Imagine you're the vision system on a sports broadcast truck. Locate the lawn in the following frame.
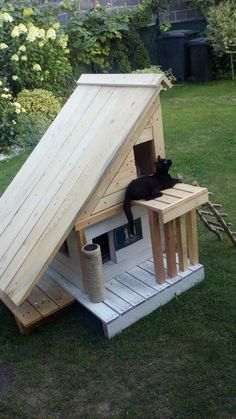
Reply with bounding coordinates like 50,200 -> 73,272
0,81 -> 236,418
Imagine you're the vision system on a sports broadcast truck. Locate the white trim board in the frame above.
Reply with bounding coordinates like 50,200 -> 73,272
47,260 -> 204,339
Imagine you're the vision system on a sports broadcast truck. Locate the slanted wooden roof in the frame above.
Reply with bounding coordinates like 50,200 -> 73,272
0,73 -> 171,306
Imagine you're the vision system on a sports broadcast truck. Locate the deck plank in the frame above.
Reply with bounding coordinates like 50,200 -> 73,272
128,266 -> 169,292
116,272 -> 157,299
106,278 -> 145,306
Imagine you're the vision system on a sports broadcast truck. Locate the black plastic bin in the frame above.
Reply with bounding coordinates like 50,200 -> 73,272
158,30 -> 199,82
187,37 -> 213,83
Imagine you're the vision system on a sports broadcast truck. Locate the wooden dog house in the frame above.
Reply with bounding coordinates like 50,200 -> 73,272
0,74 -> 208,337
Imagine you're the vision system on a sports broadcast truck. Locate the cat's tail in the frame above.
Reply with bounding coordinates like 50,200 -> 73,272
123,190 -> 135,236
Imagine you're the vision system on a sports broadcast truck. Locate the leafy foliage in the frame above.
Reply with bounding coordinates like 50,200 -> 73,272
14,112 -> 51,148
17,88 -> 61,120
207,0 -> 236,80
66,5 -> 151,74
133,65 -> 176,83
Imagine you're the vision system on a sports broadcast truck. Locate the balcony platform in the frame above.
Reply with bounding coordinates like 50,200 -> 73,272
48,256 -> 204,338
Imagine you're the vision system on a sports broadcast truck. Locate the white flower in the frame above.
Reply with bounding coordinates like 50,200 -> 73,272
37,28 -> 45,39
26,26 -> 38,42
0,43 -> 8,49
1,12 -> 13,23
1,93 -> 9,98
33,63 -> 42,72
13,102 -> 21,109
38,41 -> 45,48
46,28 -> 56,40
15,108 -> 21,114
18,23 -> 27,34
21,55 -> 27,61
59,33 -> 68,49
11,26 -> 20,38
0,81 -> 2,86
11,54 -> 19,61
3,87 -> 9,92
19,45 -> 26,52
53,22 -> 60,30
12,75 -> 19,81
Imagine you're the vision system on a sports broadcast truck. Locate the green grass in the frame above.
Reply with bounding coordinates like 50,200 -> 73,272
0,81 -> 236,418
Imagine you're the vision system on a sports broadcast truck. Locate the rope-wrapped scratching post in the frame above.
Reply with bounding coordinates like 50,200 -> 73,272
81,244 -> 106,303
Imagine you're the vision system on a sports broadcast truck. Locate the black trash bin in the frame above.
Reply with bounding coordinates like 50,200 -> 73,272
158,30 -> 199,82
187,37 -> 213,83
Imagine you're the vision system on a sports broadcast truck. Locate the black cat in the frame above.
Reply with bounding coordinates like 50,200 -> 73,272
123,155 -> 180,235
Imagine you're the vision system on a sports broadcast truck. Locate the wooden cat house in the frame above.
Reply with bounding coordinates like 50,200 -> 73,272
0,74 -> 208,337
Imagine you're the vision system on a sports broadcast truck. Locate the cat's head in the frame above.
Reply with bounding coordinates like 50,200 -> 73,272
154,155 -> 172,173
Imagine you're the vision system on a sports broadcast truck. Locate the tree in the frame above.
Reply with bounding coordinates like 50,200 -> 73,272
207,0 -> 236,80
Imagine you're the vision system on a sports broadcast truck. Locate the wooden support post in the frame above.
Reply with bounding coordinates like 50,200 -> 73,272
148,210 -> 165,284
75,228 -> 88,293
176,215 -> 189,272
186,209 -> 199,265
164,220 -> 177,277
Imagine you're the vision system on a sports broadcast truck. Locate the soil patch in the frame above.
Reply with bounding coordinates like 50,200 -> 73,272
0,363 -> 15,395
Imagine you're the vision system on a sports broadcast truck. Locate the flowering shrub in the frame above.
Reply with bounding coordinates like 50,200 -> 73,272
14,88 -> 61,148
17,89 -> 61,120
0,78 -> 26,146
0,1 -> 73,96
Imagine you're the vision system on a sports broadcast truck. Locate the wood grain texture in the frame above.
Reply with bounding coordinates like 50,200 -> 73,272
186,209 -> 199,265
164,221 -> 177,277
0,78 -> 166,305
176,215 -> 189,272
77,73 -> 172,88
148,210 -> 165,284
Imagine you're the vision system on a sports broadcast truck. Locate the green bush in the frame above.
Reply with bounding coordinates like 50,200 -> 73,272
17,89 -> 61,120
14,112 -> 51,148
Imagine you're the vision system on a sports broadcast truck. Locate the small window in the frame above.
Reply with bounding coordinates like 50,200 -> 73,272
59,240 -> 69,256
93,233 -> 111,264
133,140 -> 155,176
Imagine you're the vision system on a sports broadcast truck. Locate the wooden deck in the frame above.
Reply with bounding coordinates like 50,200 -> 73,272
0,274 -> 75,333
48,256 -> 204,338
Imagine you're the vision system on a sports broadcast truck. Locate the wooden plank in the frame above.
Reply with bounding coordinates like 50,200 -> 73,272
0,85 -> 102,237
0,86 -> 116,269
38,274 -> 75,308
92,190 -> 125,214
77,73 -> 172,88
104,266 -> 204,338
175,216 -> 189,272
174,184 -> 204,193
0,289 -> 42,327
116,272 -> 157,299
136,126 -> 154,145
162,188 -> 192,199
49,268 -> 119,323
128,266 -> 169,292
106,278 -> 145,306
148,210 -> 165,284
75,229 -> 87,292
79,90 -> 162,218
105,290 -> 133,314
119,150 -> 135,172
75,203 -> 124,230
2,85 -> 159,305
186,209 -> 199,265
152,104 -> 165,158
104,167 -> 136,195
164,221 -> 177,277
163,191 -> 209,224
27,286 -> 59,317
155,195 -> 180,205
